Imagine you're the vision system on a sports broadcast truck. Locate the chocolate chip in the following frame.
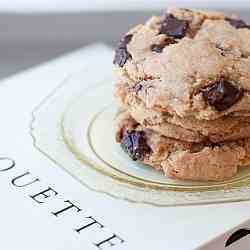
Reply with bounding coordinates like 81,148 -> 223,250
113,34 -> 133,67
151,44 -> 165,53
121,130 -> 151,161
133,83 -> 143,93
151,38 -> 177,53
225,17 -> 250,29
201,78 -> 244,111
159,14 -> 189,39
113,49 -> 130,67
118,34 -> 133,48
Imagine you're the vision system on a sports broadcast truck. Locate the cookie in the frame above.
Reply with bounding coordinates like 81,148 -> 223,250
115,112 -> 250,181
114,82 -> 250,143
113,8 -> 250,120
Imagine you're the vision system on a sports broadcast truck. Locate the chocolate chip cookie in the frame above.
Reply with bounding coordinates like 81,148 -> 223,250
114,8 -> 250,120
114,82 -> 250,143
115,112 -> 250,181
113,8 -> 250,181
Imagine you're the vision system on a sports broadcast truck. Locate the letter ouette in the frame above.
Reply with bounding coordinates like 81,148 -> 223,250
0,157 -> 15,172
52,200 -> 82,217
94,234 -> 124,250
30,187 -> 58,204
11,171 -> 40,187
75,216 -> 104,233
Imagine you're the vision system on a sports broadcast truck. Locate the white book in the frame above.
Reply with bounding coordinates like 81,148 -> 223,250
0,44 -> 249,250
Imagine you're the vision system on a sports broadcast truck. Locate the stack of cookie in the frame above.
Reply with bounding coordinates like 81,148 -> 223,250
113,8 -> 250,181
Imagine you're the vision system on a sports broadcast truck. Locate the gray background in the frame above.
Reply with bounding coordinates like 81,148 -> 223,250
0,9 -> 249,79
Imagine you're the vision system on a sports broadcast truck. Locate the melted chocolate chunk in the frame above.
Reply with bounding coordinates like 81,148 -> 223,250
201,78 -> 244,111
121,130 -> 151,161
151,44 -> 165,53
113,34 -> 133,67
151,38 -> 177,53
133,83 -> 143,93
159,14 -> 189,39
226,17 -> 250,29
118,34 -> 133,48
113,49 -> 130,67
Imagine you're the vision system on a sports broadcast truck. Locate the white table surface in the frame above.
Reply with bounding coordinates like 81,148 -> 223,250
0,44 -> 250,250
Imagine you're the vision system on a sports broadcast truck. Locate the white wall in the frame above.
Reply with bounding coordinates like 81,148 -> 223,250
0,0 -> 250,13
